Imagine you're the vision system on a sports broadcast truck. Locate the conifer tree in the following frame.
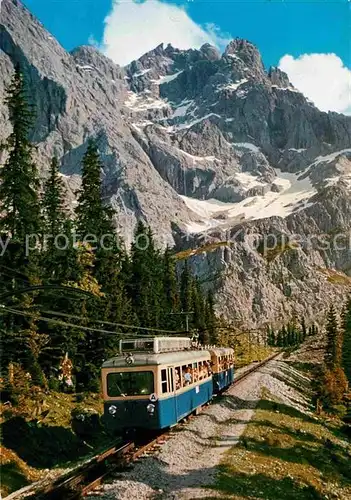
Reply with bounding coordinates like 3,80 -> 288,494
128,222 -> 163,327
0,67 -> 44,382
162,247 -> 179,328
75,140 -> 122,287
342,297 -> 351,385
0,66 -> 41,240
267,326 -> 276,346
191,278 -> 205,333
279,326 -> 288,347
42,158 -> 66,236
180,260 -> 192,315
75,141 -> 114,239
145,227 -> 164,328
287,323 -> 294,346
275,328 -> 282,347
41,157 -> 69,280
204,289 -> 217,344
65,243 -> 104,391
301,316 -> 307,341
311,323 -> 317,336
325,305 -> 341,369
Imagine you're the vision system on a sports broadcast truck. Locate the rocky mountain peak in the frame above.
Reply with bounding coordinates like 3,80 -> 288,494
200,43 -> 221,61
71,45 -> 125,82
268,66 -> 291,88
1,0 -> 351,329
224,38 -> 264,71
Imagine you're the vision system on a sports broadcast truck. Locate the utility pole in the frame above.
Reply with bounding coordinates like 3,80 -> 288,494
168,310 -> 194,332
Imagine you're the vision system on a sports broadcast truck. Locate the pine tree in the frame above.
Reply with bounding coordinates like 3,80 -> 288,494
75,140 -> 123,286
42,157 -> 67,235
341,297 -> 351,385
75,141 -> 114,239
0,66 -> 41,240
0,67 -> 44,382
275,328 -> 282,347
267,326 -> 276,346
204,289 -> 217,344
162,247 -> 179,328
127,222 -> 164,328
279,326 -> 288,347
180,260 -> 192,315
301,316 -> 307,341
191,278 -> 205,333
145,226 -> 164,328
325,305 -> 341,369
65,243 -> 104,391
287,323 -> 294,346
41,157 -> 69,280
314,325 -> 319,336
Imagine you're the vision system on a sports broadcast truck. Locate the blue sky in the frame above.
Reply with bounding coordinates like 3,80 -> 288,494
24,0 -> 350,114
25,0 -> 349,68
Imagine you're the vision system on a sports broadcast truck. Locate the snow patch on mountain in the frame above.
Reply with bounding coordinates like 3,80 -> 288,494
271,85 -> 301,94
234,172 -> 266,190
76,64 -> 94,72
152,71 -> 184,85
178,149 -> 220,163
124,91 -> 169,111
232,143 -> 260,153
217,78 -> 248,93
132,68 -> 151,78
172,100 -> 195,118
180,169 -> 316,233
325,175 -> 351,189
170,113 -> 221,131
312,148 -> 351,166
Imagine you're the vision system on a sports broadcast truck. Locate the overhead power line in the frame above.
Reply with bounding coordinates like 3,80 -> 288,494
35,308 -> 186,334
0,284 -> 95,303
0,306 -> 187,337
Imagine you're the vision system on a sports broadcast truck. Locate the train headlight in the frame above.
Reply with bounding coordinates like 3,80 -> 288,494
125,354 -> 134,365
146,403 -> 155,414
108,405 -> 117,415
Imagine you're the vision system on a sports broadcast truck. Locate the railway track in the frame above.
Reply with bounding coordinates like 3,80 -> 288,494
7,350 -> 280,500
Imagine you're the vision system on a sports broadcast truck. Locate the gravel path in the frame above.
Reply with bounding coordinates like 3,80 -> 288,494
91,356 -> 309,500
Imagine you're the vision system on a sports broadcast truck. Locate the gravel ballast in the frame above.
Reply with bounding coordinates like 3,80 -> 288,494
92,357 -> 312,499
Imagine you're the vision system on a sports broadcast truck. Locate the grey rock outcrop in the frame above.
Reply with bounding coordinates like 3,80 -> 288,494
1,0 -> 351,328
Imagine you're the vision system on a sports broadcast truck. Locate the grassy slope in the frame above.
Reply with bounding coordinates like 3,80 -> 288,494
212,365 -> 351,500
234,345 -> 275,369
0,392 -> 105,497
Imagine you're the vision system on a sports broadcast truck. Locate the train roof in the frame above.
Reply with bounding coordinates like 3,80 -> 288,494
102,349 -> 211,368
209,348 -> 234,356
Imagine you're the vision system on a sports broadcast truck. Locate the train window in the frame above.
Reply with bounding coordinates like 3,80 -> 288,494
168,367 -> 174,392
107,371 -> 154,397
161,369 -> 168,394
182,364 -> 192,386
175,367 -> 181,390
192,362 -> 197,382
198,362 -> 203,380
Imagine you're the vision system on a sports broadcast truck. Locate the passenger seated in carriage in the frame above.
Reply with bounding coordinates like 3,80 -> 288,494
175,367 -> 181,390
183,366 -> 192,385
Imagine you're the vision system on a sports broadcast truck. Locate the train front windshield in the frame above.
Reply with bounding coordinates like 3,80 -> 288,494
107,371 -> 154,397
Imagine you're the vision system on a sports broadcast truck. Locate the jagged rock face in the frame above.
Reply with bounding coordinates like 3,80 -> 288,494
1,0 -> 351,328
0,0 -> 194,247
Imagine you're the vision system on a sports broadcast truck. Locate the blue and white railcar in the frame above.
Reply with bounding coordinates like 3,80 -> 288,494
210,347 -> 235,393
102,342 -> 213,434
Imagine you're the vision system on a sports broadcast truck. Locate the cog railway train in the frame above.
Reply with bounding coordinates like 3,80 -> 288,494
102,337 -> 234,435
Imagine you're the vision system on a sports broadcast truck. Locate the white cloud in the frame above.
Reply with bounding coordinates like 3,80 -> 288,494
279,53 -> 351,115
100,0 -> 230,67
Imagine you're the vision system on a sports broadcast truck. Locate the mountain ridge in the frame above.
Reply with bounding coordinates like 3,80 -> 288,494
1,0 -> 351,328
